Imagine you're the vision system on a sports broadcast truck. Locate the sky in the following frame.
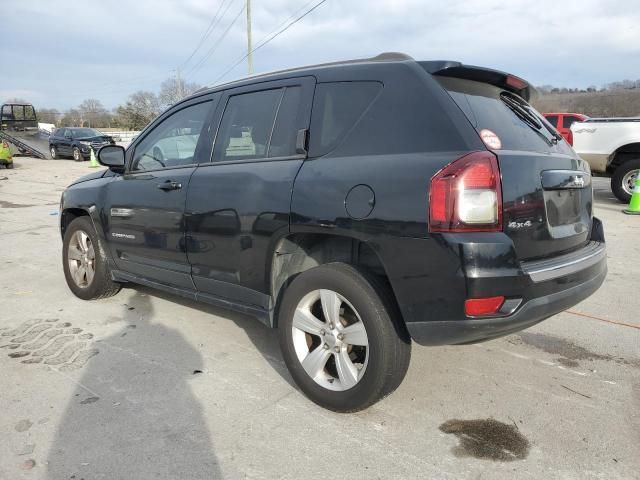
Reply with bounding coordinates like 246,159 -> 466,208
1,0 -> 639,111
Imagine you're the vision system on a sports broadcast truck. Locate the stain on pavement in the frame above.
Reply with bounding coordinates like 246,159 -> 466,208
439,418 -> 530,461
516,332 -> 639,368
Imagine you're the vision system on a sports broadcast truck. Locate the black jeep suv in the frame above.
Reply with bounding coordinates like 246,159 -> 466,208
49,127 -> 114,161
59,53 -> 606,412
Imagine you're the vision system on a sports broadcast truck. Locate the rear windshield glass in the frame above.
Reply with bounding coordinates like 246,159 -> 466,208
436,77 -> 572,155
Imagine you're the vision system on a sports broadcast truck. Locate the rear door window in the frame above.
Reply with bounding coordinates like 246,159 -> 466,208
213,89 -> 282,162
437,77 -> 572,154
309,82 -> 382,157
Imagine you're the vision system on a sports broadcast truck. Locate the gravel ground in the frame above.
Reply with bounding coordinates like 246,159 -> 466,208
0,157 -> 638,480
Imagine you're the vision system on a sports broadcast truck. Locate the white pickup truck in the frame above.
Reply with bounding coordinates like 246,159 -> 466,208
571,118 -> 640,202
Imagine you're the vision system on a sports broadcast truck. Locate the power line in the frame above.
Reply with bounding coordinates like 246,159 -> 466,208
179,0 -> 234,70
186,2 -> 247,78
209,0 -> 328,86
42,71 -> 173,103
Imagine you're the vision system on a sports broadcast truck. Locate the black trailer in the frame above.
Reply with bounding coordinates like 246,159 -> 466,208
0,103 -> 49,159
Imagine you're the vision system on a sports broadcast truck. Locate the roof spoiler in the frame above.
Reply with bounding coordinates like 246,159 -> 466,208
420,61 -> 536,101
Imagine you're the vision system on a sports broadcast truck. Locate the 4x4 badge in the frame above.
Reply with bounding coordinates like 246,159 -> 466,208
508,220 -> 533,229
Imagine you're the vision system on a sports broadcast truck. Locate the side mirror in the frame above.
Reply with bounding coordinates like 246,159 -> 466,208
98,145 -> 125,172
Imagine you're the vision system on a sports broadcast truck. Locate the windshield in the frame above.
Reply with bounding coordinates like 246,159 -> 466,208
70,128 -> 101,138
436,76 -> 573,155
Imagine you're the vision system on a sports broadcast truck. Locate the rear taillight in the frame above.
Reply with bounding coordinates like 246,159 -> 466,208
429,151 -> 503,232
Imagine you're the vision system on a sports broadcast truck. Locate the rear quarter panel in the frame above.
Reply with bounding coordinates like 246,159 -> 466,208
291,62 -> 484,324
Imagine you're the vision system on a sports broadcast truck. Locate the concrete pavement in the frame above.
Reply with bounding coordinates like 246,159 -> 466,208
1,157 -> 638,479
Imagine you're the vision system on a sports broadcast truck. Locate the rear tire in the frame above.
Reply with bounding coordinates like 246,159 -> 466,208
611,159 -> 640,203
278,263 -> 411,412
50,146 -> 57,159
5,163 -> 13,169
62,216 -> 121,300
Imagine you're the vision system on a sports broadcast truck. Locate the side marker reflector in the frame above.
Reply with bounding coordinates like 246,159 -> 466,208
465,296 -> 505,317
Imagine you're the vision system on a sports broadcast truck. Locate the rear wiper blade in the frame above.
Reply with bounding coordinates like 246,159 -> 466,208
501,93 -> 557,145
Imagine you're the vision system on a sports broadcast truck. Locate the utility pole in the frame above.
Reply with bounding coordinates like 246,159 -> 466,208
176,67 -> 184,98
246,0 -> 253,75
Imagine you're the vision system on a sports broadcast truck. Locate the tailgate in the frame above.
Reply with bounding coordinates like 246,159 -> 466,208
436,76 -> 592,261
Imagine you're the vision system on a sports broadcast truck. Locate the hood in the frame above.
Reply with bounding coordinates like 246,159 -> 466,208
76,135 -> 113,142
68,169 -> 108,186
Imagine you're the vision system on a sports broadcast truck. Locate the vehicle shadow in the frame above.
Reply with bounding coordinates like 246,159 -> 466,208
122,284 -> 295,388
46,292 -> 223,479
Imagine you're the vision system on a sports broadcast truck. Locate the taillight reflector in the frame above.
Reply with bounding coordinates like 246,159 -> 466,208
465,296 -> 505,317
429,151 -> 503,233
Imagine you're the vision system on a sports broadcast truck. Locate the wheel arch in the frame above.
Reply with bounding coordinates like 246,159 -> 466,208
609,142 -> 640,172
60,207 -> 91,239
268,232 -> 403,328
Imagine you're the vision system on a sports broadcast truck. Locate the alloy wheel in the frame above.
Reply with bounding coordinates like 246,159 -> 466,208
67,230 -> 96,288
291,289 -> 369,391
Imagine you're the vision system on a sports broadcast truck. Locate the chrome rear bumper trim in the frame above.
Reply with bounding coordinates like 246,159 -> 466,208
523,242 -> 606,283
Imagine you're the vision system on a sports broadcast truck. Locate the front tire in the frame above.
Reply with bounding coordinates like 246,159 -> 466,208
62,216 -> 121,300
611,159 -> 640,203
278,263 -> 411,412
72,147 -> 82,162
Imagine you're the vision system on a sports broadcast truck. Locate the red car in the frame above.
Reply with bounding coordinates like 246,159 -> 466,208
543,112 -> 588,145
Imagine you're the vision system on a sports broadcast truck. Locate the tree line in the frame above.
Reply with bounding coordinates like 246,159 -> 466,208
6,77 -> 201,131
532,79 -> 640,117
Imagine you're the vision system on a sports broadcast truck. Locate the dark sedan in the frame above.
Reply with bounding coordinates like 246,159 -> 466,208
49,128 -> 115,161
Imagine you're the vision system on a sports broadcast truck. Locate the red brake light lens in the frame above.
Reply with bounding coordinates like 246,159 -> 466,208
465,296 -> 505,317
429,151 -> 503,233
506,75 -> 528,90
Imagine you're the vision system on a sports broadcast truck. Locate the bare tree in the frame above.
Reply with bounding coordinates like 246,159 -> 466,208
38,108 -> 60,124
158,77 -> 201,108
78,98 -> 108,128
60,109 -> 83,127
115,91 -> 161,130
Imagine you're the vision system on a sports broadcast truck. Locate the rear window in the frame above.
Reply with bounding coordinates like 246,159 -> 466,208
437,77 -> 572,155
563,115 -> 581,129
544,115 -> 558,128
309,82 -> 382,157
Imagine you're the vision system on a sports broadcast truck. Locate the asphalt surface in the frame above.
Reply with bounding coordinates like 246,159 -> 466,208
1,157 -> 638,479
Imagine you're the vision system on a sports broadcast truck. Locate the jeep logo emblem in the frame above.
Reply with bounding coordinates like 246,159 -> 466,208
572,176 -> 585,188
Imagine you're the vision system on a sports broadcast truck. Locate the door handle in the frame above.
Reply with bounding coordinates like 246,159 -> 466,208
157,180 -> 182,191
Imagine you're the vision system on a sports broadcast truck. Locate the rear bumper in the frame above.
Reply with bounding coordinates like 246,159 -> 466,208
406,261 -> 606,345
397,217 -> 607,346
